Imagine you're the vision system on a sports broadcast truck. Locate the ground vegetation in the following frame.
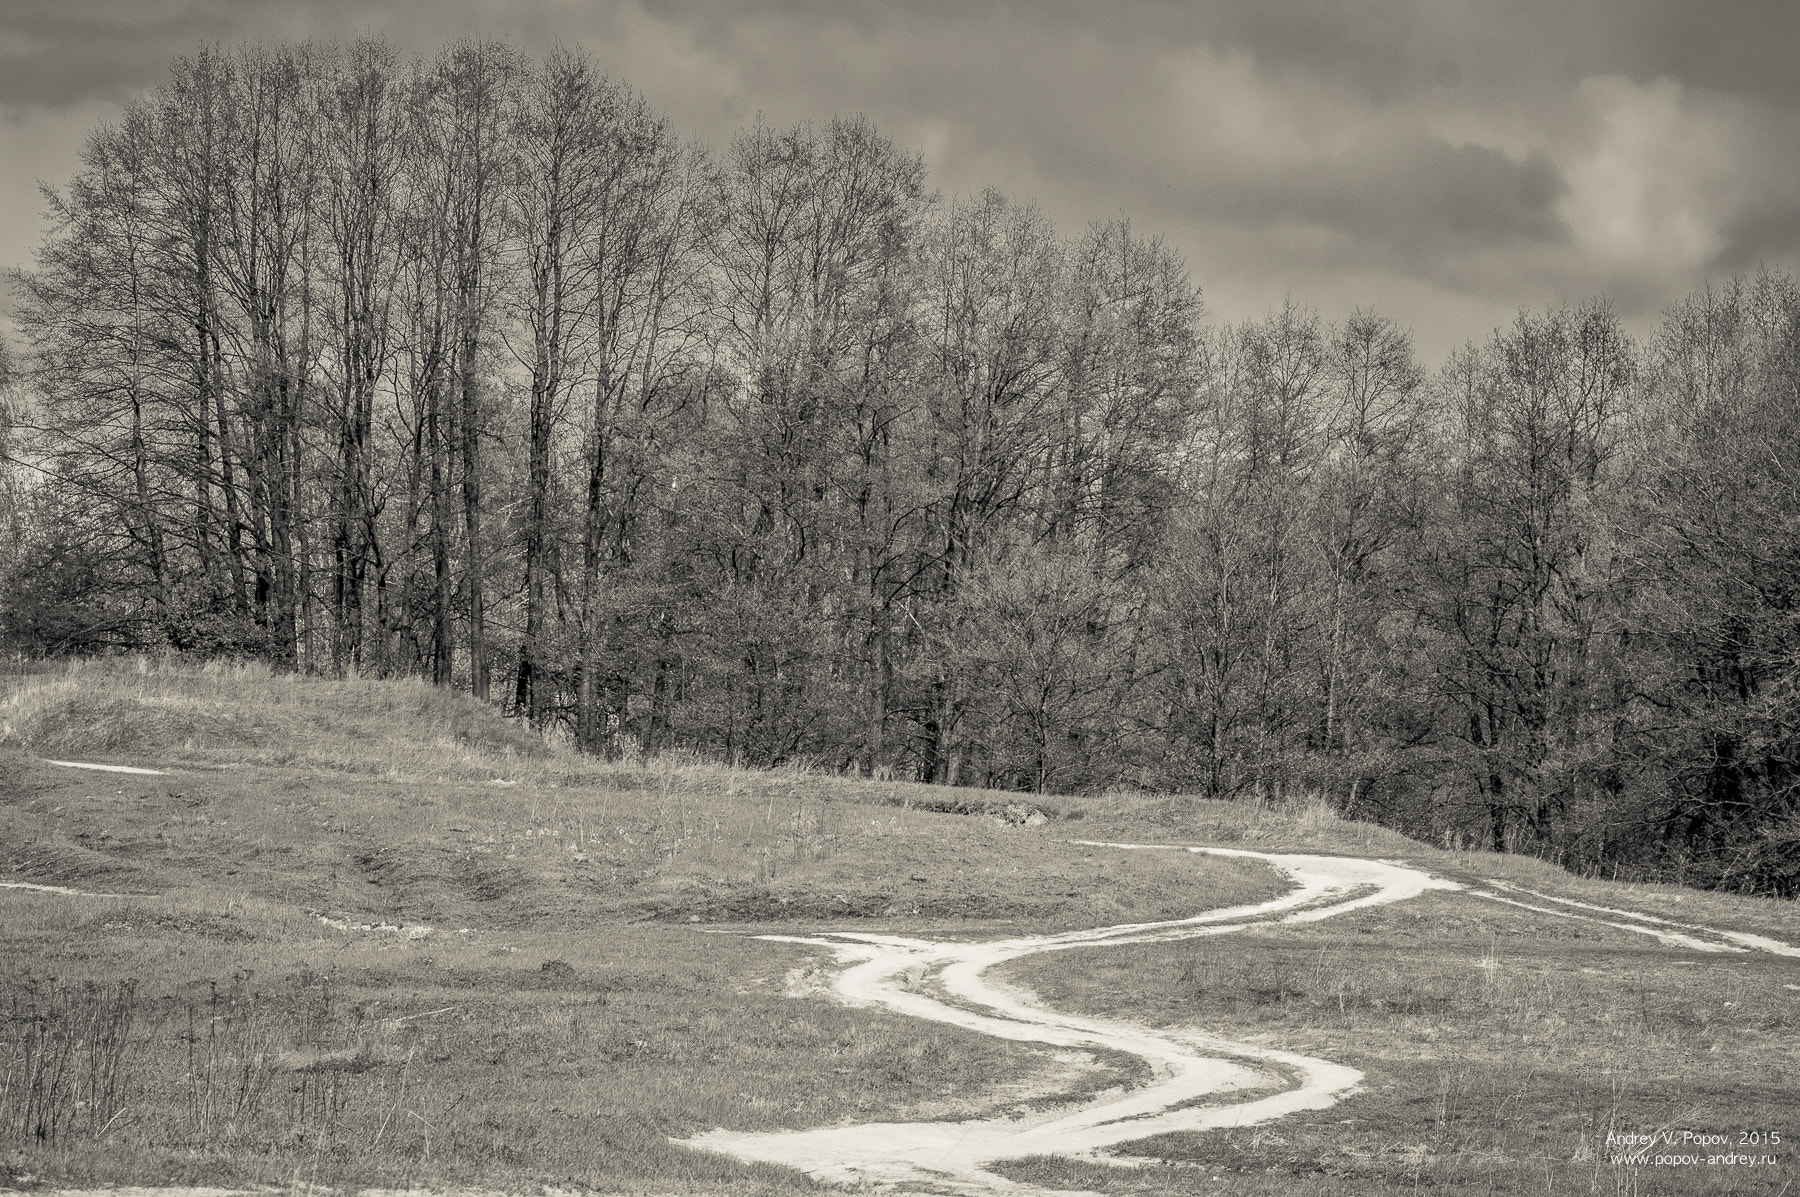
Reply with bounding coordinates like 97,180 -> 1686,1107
1,660 -> 1793,1195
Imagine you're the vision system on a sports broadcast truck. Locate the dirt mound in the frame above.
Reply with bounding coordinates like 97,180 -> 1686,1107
14,695 -> 300,756
1,662 -> 550,774
78,906 -> 259,942
641,885 -> 1112,925
1,828 -> 150,890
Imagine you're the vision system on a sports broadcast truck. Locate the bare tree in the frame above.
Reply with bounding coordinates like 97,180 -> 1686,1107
423,41 -> 519,697
699,115 -> 926,767
1624,270 -> 1800,890
1305,310 -> 1426,810
1410,301 -> 1635,851
1052,218 -> 1203,563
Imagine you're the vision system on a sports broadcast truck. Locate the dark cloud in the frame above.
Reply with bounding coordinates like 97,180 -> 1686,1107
1081,1 -> 1800,108
1534,1 -> 1800,106
0,8 -> 232,108
0,0 -> 606,111
1715,205 -> 1800,277
2,0 -> 1799,362
1210,139 -> 1572,265
628,0 -> 1800,108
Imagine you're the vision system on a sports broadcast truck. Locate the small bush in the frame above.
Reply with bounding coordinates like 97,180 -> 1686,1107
0,979 -> 139,1143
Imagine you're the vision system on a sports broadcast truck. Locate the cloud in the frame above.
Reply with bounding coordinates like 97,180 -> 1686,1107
1147,135 -> 1573,277
1108,0 -> 1800,110
0,6 -> 229,108
0,0 -> 612,111
3,0 -> 1799,363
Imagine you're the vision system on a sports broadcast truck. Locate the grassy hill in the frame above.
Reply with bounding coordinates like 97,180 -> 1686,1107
1,658 -> 1795,1196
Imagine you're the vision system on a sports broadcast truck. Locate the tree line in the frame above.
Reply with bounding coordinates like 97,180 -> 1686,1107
3,39 -> 1797,895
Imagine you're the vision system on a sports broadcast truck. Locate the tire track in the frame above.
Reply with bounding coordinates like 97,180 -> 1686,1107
687,847 -> 1800,1193
1463,879 -> 1800,956
682,845 -> 1460,1194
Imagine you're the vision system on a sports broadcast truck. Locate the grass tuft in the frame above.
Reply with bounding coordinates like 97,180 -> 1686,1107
0,978 -> 139,1145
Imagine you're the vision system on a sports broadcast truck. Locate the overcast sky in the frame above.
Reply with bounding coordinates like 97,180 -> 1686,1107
4,0 -> 1799,365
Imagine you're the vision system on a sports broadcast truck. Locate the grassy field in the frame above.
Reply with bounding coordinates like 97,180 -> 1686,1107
1,657 -> 1796,1196
991,893 -> 1797,1195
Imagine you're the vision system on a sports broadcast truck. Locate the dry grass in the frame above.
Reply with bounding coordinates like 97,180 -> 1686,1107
992,890 -> 1800,1195
0,657 -> 544,776
1075,788 -> 1424,857
0,657 -> 1284,1193
0,892 -> 1051,1194
0,656 -> 1291,935
3,656 -> 1796,1196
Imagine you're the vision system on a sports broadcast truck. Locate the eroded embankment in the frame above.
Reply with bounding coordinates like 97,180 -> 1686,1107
683,845 -> 1462,1193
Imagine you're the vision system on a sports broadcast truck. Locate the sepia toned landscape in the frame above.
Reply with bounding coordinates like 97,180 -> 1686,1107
2,7 -> 1798,1196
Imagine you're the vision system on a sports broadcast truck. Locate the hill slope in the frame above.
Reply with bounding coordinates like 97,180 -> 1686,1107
2,658 -> 1795,1197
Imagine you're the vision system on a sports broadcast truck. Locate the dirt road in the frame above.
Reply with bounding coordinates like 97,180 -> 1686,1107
687,842 -> 1800,1193
683,845 -> 1462,1193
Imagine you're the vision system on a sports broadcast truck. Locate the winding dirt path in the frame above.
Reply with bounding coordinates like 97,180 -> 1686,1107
687,844 -> 1800,1194
682,845 -> 1461,1194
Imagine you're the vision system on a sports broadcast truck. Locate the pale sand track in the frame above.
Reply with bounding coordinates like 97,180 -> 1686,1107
43,759 -> 167,774
682,846 -> 1462,1194
0,880 -> 128,897
1464,879 -> 1800,956
684,846 -> 1800,1194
